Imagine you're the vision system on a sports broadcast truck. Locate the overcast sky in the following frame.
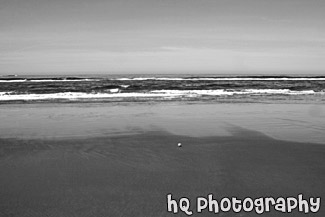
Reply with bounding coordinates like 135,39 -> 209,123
0,0 -> 325,75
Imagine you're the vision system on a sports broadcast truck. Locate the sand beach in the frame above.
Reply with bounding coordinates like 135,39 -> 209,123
0,102 -> 324,216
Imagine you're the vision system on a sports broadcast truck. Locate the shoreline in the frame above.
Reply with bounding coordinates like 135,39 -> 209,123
0,93 -> 324,104
0,102 -> 324,144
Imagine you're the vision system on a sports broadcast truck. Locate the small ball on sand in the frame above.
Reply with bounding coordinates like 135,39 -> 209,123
178,143 -> 182,147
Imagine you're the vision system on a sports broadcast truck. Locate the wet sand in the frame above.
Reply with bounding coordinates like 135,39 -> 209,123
0,127 -> 325,217
0,102 -> 324,216
0,102 -> 324,143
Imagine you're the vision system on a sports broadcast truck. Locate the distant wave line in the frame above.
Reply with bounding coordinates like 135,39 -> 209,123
1,77 -> 325,82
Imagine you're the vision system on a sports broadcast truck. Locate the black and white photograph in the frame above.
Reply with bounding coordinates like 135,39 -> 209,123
0,0 -> 324,216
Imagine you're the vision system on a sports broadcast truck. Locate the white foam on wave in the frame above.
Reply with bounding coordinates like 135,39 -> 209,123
109,88 -> 120,93
0,91 -> 181,101
0,92 -> 13,95
151,89 -> 318,95
0,79 -> 27,82
0,89 -> 322,101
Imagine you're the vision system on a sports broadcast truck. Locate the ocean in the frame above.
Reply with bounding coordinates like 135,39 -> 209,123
1,74 -> 325,103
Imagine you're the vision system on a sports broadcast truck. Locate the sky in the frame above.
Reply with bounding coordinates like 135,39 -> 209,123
0,0 -> 325,75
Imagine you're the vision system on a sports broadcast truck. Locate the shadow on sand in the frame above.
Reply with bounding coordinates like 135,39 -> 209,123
0,126 -> 324,216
